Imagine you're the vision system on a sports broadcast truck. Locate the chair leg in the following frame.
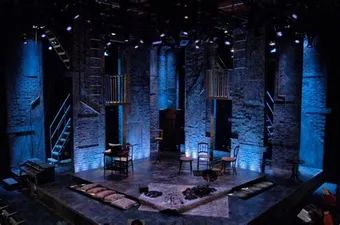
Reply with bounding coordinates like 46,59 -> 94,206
190,161 -> 192,173
197,158 -> 199,171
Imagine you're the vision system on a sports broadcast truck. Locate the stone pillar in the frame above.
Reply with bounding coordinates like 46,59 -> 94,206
229,26 -> 266,172
299,36 -> 328,169
72,21 -> 105,172
124,47 -> 151,159
6,39 -> 45,166
272,38 -> 303,170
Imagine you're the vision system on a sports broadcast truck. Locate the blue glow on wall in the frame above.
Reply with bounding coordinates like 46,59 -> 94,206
6,39 -> 45,166
158,47 -> 177,110
158,48 -> 167,110
299,37 -> 327,169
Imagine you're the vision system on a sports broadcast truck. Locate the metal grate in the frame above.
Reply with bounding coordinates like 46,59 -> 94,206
104,75 -> 128,105
207,69 -> 229,99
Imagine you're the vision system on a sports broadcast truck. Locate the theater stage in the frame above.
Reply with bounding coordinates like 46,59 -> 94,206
36,157 -> 323,225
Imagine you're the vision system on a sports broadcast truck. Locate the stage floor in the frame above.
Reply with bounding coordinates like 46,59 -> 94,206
37,158 -> 323,225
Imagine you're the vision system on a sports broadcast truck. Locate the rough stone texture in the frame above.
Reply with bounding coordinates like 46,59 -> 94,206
123,47 -> 151,159
229,27 -> 266,172
299,37 -> 328,169
5,40 -> 45,166
72,21 -> 105,172
149,47 -> 159,152
184,45 -> 210,158
272,39 -> 303,170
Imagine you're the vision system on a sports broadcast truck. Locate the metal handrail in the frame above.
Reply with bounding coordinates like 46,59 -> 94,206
266,91 -> 274,104
50,94 -> 71,132
49,94 -> 71,151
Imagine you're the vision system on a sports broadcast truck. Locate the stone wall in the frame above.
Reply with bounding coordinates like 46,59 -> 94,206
299,37 -> 328,169
272,38 -> 303,170
5,39 -> 45,166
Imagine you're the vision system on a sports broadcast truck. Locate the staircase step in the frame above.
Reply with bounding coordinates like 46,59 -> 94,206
52,151 -> 61,156
62,132 -> 70,136
59,138 -> 67,143
47,158 -> 59,163
60,159 -> 72,164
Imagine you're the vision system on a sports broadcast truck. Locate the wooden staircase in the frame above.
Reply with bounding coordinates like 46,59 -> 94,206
48,94 -> 72,164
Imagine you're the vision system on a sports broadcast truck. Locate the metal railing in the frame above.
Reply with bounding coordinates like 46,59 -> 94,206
49,94 -> 72,152
207,69 -> 229,99
104,75 -> 128,105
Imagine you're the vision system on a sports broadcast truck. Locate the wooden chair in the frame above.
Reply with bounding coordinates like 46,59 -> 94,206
197,142 -> 210,170
179,155 -> 193,175
114,143 -> 134,176
221,145 -> 239,175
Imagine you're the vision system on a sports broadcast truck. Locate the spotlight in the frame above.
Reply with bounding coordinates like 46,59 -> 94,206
124,39 -> 129,42
225,40 -> 231,45
195,40 -> 200,44
106,42 -> 111,46
41,34 -> 46,38
184,16 -> 189,19
160,33 -> 165,37
269,41 -> 276,46
152,40 -> 162,45
40,26 -> 45,29
73,14 -> 80,20
32,25 -> 38,29
134,45 -> 139,49
195,45 -> 200,49
24,41 -> 28,45
104,51 -> 109,56
111,32 -> 116,36
294,39 -> 300,44
230,48 -> 234,53
224,30 -> 228,34
276,31 -> 283,37
292,13 -> 298,20
139,39 -> 144,44
66,26 -> 72,31
182,31 -> 188,36
48,46 -> 53,50
270,48 -> 277,53
209,40 -> 214,44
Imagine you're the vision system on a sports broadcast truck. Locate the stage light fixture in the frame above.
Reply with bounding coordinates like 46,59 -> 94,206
195,45 -> 200,49
74,14 -> 80,20
276,31 -> 283,37
152,40 -> 162,45
134,45 -> 139,49
160,33 -> 165,37
66,26 -> 72,31
269,41 -> 275,46
230,48 -> 234,53
224,30 -> 228,34
182,31 -> 188,36
270,48 -> 277,53
139,39 -> 144,44
104,51 -> 109,56
292,13 -> 298,19
184,16 -> 189,19
106,42 -> 111,46
111,32 -> 116,36
48,46 -> 53,50
225,40 -> 231,45
24,41 -> 28,45
124,39 -> 129,42
294,39 -> 300,44
41,34 -> 46,38
195,40 -> 200,44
